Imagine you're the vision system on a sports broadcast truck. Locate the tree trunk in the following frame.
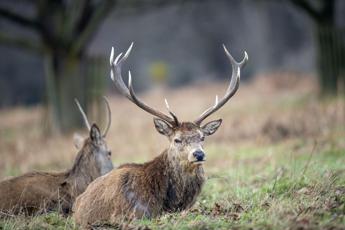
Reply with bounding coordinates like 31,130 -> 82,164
316,25 -> 345,95
44,52 -> 87,134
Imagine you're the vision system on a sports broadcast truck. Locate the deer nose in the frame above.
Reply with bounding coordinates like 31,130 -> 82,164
193,150 -> 205,161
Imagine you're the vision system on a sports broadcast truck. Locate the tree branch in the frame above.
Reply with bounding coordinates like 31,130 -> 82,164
71,0 -> 190,55
0,32 -> 44,54
71,0 -> 116,55
289,0 -> 321,22
0,6 -> 40,30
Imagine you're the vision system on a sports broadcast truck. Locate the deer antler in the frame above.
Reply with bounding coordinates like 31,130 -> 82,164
75,99 -> 91,131
164,98 -> 179,126
110,43 -> 179,126
194,45 -> 248,125
102,96 -> 111,137
74,97 -> 112,136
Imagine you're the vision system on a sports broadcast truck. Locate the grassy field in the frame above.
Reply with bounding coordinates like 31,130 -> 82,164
0,74 -> 344,229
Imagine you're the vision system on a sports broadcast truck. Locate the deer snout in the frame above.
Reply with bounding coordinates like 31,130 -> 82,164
193,150 -> 205,162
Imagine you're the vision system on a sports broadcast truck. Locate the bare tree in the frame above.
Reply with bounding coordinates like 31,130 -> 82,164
289,0 -> 345,95
0,0 -> 116,133
0,0 -> 196,133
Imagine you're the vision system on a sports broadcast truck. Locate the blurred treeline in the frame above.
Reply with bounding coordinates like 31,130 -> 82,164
0,0 -> 344,133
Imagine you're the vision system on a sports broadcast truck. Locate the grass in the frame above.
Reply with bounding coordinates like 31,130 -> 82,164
130,139 -> 345,230
1,126 -> 343,230
0,75 -> 344,229
0,213 -> 77,230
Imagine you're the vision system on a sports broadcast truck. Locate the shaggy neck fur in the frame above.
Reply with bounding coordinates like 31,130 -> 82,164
163,148 -> 205,212
64,140 -> 99,198
138,147 -> 205,214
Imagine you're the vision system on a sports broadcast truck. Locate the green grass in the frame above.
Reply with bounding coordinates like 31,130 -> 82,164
1,139 -> 344,230
1,139 -> 344,229
0,213 -> 77,230
132,141 -> 345,230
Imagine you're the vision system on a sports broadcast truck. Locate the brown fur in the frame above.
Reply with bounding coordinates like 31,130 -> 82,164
72,121 -> 223,226
0,126 -> 113,216
73,42 -> 240,226
73,151 -> 205,225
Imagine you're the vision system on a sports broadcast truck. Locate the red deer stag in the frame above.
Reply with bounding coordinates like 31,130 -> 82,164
73,43 -> 248,226
0,98 -> 114,216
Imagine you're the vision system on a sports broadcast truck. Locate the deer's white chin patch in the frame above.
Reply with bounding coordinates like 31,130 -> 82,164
192,160 -> 205,165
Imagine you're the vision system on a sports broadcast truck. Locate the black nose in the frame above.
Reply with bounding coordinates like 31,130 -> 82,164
193,150 -> 205,161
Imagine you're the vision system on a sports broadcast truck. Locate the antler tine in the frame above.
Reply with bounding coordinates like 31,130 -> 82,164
194,45 -> 248,125
197,95 -> 218,119
127,71 -> 175,124
110,44 -> 132,98
74,98 -> 91,131
165,98 -> 179,126
110,43 -> 176,125
102,96 -> 111,137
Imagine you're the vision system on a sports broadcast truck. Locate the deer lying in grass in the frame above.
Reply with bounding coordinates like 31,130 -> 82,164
73,43 -> 248,226
0,98 -> 114,216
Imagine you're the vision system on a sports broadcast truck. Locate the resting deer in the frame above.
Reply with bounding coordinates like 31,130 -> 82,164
0,98 -> 114,216
73,43 -> 248,226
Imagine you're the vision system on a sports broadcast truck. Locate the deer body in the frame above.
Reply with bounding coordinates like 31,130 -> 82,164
0,171 -> 69,215
74,123 -> 206,225
73,43 -> 247,226
0,99 -> 114,216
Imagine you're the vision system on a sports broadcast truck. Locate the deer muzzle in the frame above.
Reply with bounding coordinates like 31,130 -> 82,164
192,150 -> 205,163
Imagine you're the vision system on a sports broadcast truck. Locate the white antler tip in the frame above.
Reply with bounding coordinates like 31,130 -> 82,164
164,98 -> 170,109
222,44 -> 228,52
239,51 -> 248,68
124,42 -> 134,58
222,44 -> 235,62
110,70 -> 114,81
110,47 -> 114,65
244,51 -> 249,61
114,52 -> 123,65
128,70 -> 132,85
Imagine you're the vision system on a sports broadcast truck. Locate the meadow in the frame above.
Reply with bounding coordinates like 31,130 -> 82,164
0,73 -> 344,229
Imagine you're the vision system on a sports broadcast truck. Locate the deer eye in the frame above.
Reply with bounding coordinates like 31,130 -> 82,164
174,138 -> 182,144
201,136 -> 205,141
108,151 -> 112,156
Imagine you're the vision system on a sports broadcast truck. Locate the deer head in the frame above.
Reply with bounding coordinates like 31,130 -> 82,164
74,97 -> 114,175
109,43 -> 247,165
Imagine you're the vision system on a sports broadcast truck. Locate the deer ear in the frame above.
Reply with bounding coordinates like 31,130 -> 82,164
90,124 -> 102,142
201,119 -> 222,136
73,133 -> 84,149
153,118 -> 173,136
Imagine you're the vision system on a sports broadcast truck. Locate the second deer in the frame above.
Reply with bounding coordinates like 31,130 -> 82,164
73,43 -> 248,226
0,98 -> 114,216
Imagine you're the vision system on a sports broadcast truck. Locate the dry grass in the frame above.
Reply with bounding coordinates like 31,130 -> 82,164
0,73 -> 344,229
0,73 -> 342,177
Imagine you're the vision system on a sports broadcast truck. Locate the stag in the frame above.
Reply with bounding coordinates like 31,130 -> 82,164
0,98 -> 114,216
73,43 -> 248,226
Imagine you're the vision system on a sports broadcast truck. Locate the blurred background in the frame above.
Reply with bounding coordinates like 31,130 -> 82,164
0,0 -> 344,176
